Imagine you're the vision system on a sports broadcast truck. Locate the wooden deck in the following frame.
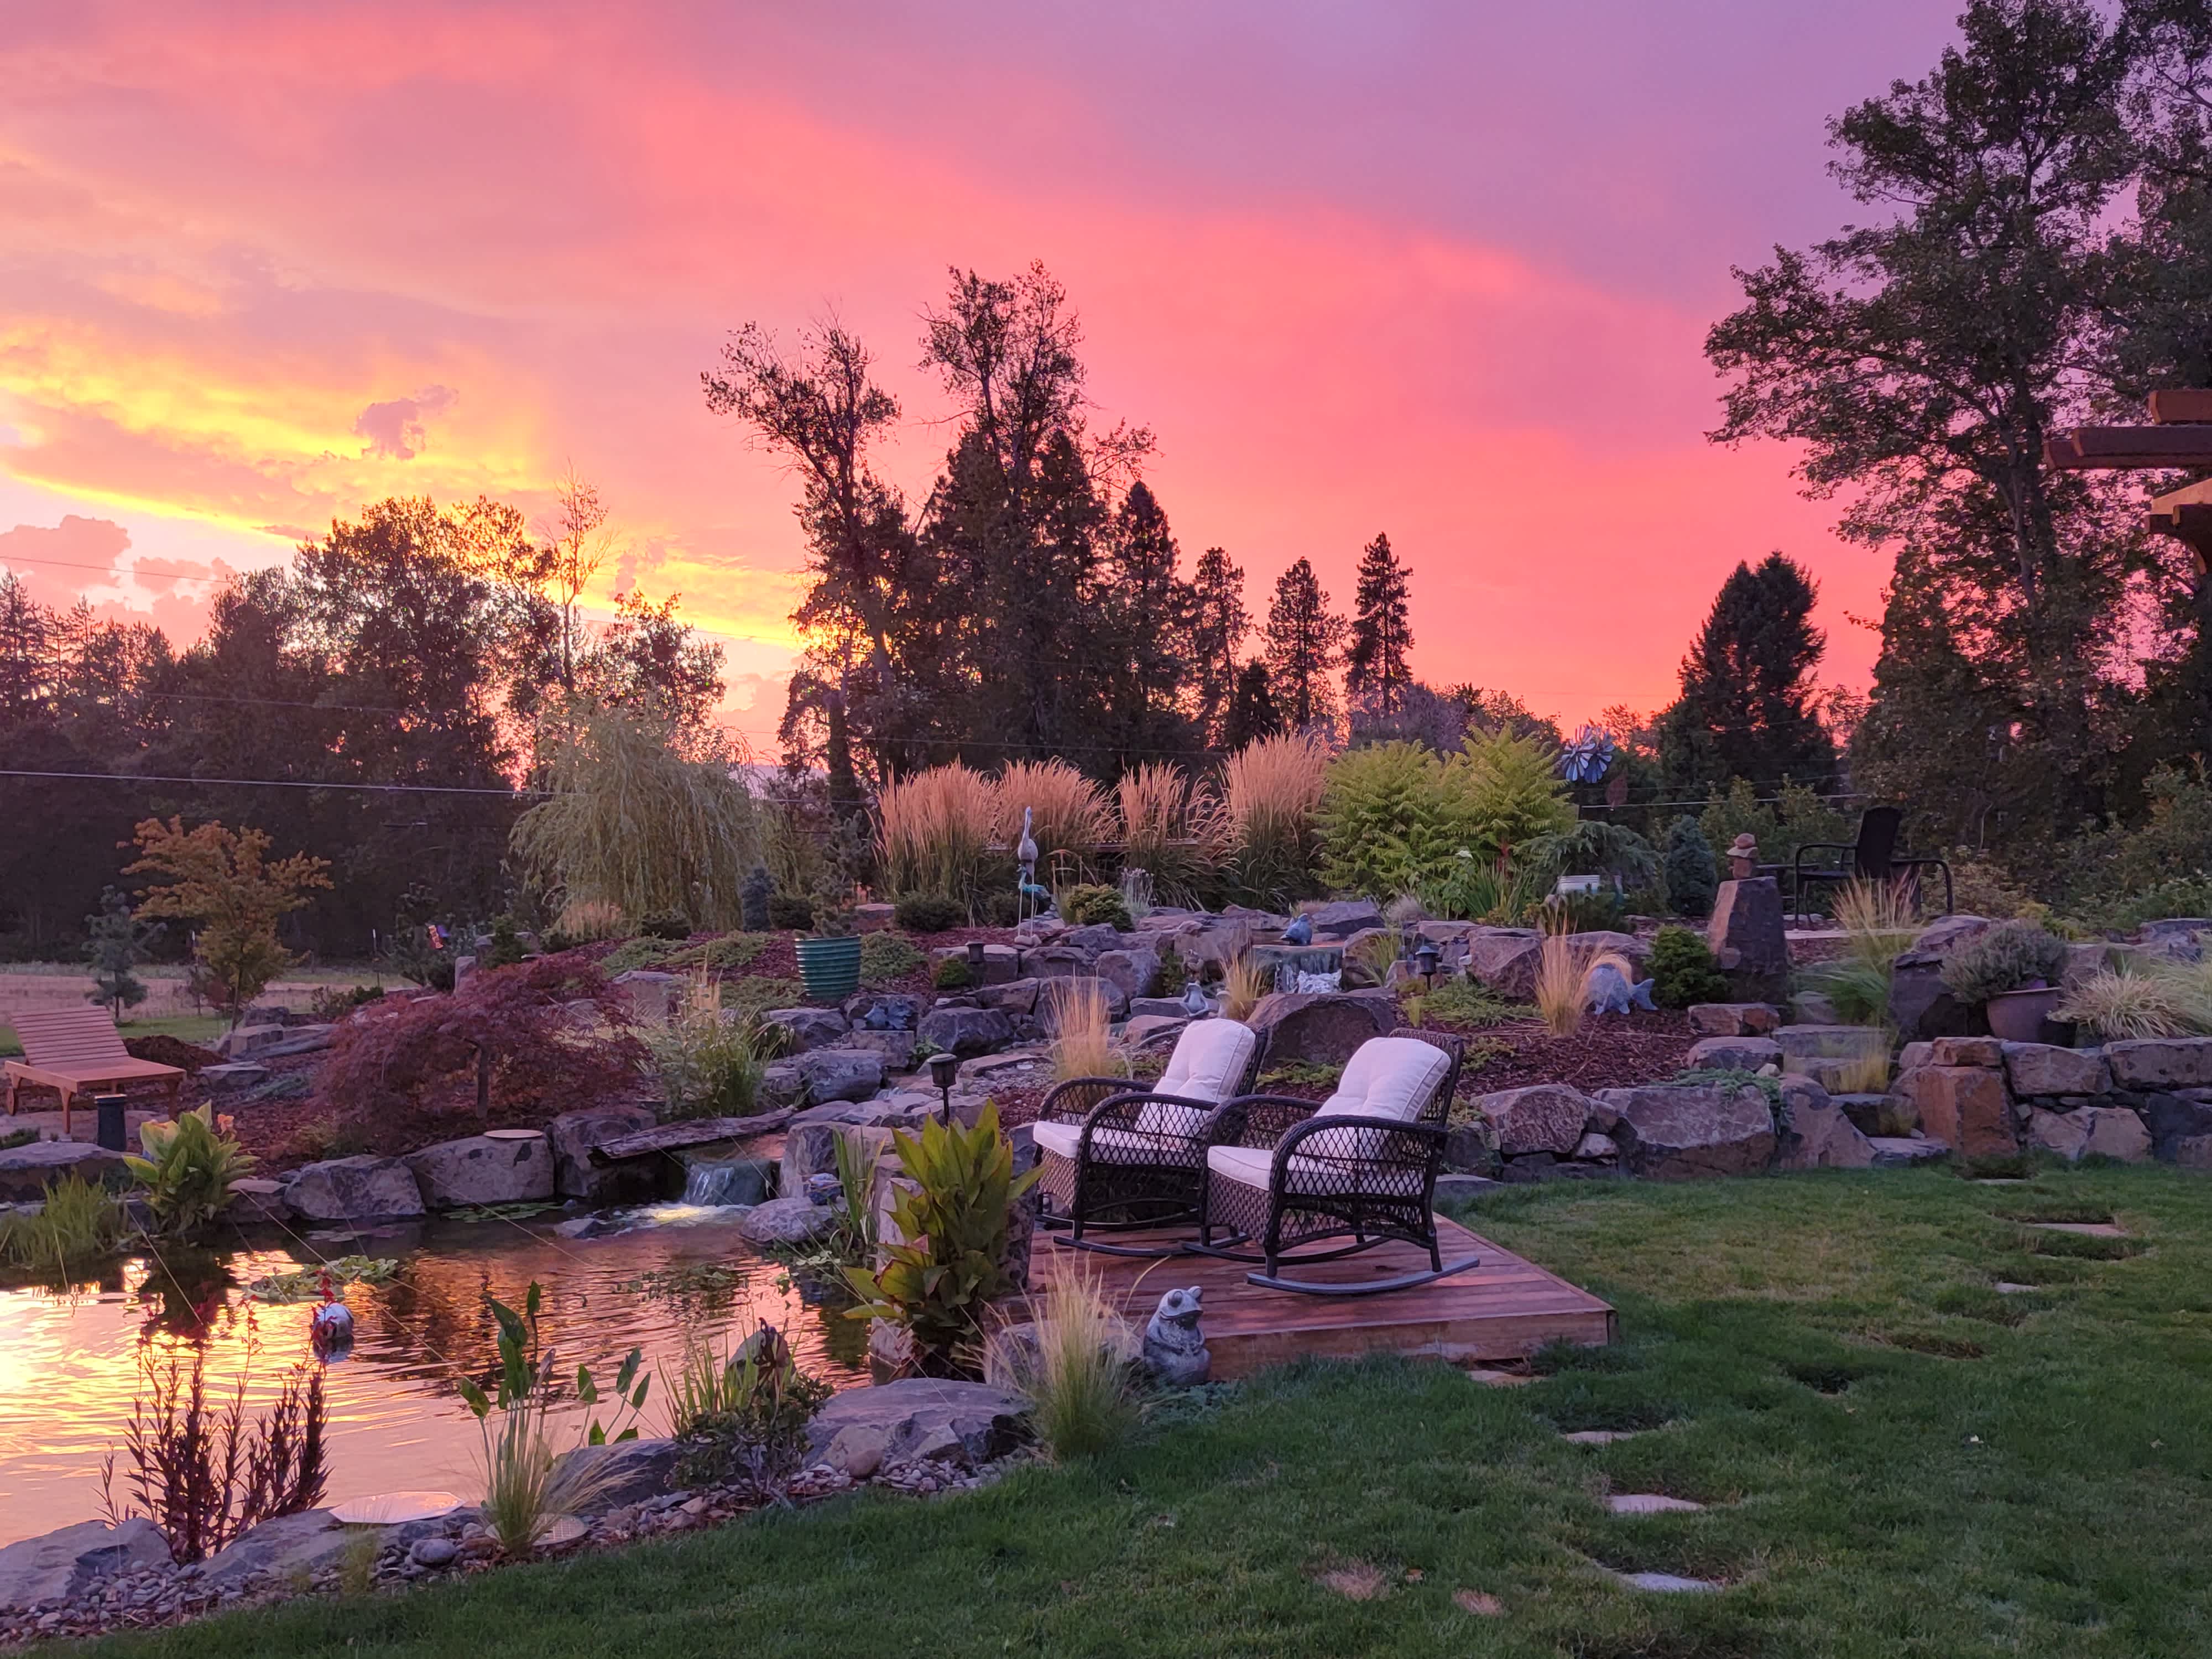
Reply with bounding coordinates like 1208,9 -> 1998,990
1034,1214 -> 1615,1379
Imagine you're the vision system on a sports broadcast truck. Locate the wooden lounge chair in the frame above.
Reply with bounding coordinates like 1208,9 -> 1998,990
1787,806 -> 1953,914
1032,1018 -> 1264,1257
3,1008 -> 186,1139
1194,1031 -> 1473,1296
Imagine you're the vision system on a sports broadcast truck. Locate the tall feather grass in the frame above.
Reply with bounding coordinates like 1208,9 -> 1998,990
551,898 -> 629,943
1801,878 -> 1922,1027
2056,959 -> 2206,1039
878,764 -> 998,911
996,760 -> 1113,871
1050,977 -> 1123,1081
1532,917 -> 1634,1038
1115,763 -> 1229,907
984,1265 -> 1139,1461
1221,733 -> 1328,908
1222,952 -> 1272,1023
513,704 -> 758,930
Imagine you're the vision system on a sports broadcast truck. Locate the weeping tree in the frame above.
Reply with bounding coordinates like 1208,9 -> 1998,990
512,704 -> 759,931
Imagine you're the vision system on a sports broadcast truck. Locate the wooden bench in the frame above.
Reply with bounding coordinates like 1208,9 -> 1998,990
3,1008 -> 186,1139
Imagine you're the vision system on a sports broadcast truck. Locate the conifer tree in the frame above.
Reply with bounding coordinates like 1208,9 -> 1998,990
1344,532 -> 1413,714
1222,660 -> 1282,750
1262,558 -> 1342,733
1186,545 -> 1249,744
1656,554 -> 1833,793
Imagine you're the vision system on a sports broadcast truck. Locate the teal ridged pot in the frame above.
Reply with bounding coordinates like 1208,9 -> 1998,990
796,935 -> 862,1003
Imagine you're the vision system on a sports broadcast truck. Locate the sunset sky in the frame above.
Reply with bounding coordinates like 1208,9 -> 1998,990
1,1 -> 1966,751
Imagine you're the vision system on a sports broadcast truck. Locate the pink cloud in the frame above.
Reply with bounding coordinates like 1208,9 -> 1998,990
353,385 -> 457,460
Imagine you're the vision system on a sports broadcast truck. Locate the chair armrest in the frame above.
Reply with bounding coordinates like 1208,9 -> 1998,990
1037,1076 -> 1136,1123
1274,1114 -> 1447,1155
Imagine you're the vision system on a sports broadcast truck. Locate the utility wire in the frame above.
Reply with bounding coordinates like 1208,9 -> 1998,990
0,769 -> 543,796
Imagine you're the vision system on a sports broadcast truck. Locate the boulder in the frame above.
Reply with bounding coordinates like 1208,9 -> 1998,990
1929,1036 -> 2004,1068
214,1023 -> 288,1058
2079,1105 -> 2152,1162
2025,1108 -> 2090,1161
254,1024 -> 337,1059
762,1007 -> 851,1053
1061,923 -> 1127,958
738,1195 -> 836,1246
1790,990 -> 1843,1026
1686,1035 -> 1783,1072
796,1047 -> 884,1104
2137,917 -> 2212,957
843,992 -> 926,1032
1866,1134 -> 1950,1168
224,1177 -> 292,1224
1897,1041 -> 1934,1072
2105,1037 -> 2212,1089
840,1030 -> 918,1072
1123,1014 -> 1190,1051
1245,989 -> 1396,1065
803,1378 -> 1031,1470
1474,1084 -> 1593,1156
405,1133 -> 554,1209
853,902 -> 896,935
760,1060 -> 808,1109
1297,900 -> 1387,941
286,1154 -> 424,1222
1128,997 -> 1198,1020
1705,877 -> 1788,990
1036,976 -> 1130,1033
1905,1066 -> 2014,1157
2001,1042 -> 2111,1098
611,969 -> 680,1024
544,1110 -> 655,1203
1463,927 -> 1542,996
1773,1024 -> 1890,1091
1574,1131 -> 1619,1160
974,977 -> 1042,1015
1017,946 -> 1096,980
1886,917 -> 1996,1040
1688,1003 -> 1781,1037
1774,1076 -> 1876,1171
0,1140 -> 125,1203
197,1510 -> 356,1593
1594,1084 -> 1777,1179
0,1517 -> 169,1611
548,1437 -> 682,1510
781,1121 -> 898,1194
932,943 -> 1020,985
916,1005 -> 1015,1057
1093,947 -> 1161,1005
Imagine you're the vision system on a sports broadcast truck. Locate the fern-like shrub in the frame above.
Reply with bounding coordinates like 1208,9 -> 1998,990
1317,741 -> 1475,900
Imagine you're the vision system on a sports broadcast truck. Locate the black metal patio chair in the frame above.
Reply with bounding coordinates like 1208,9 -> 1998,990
1193,1031 -> 1474,1296
1032,1018 -> 1264,1257
1789,806 -> 1953,914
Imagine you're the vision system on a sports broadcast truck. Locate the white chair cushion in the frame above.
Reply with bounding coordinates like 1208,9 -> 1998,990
1034,1120 -> 1200,1165
1153,1019 -> 1256,1108
1312,1037 -> 1450,1124
1206,1142 -> 1362,1194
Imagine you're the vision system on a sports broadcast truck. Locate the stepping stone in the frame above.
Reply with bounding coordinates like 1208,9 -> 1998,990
1562,1430 -> 1640,1445
1463,1368 -> 1536,1387
1613,1569 -> 1720,1594
2026,1221 -> 2125,1237
1994,1282 -> 2039,1295
1606,1494 -> 1703,1515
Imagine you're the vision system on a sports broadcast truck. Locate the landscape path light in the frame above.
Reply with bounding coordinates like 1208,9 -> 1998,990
927,1049 -> 961,1125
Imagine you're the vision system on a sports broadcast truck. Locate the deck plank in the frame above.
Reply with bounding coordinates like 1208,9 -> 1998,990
1034,1214 -> 1614,1378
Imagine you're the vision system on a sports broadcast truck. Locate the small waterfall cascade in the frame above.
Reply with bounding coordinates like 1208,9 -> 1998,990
681,1161 -> 744,1206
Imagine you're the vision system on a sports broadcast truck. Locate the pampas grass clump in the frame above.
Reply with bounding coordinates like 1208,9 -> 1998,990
1222,733 -> 1328,907
996,760 -> 1113,872
1050,977 -> 1124,1082
1531,918 -> 1634,1039
878,764 -> 997,911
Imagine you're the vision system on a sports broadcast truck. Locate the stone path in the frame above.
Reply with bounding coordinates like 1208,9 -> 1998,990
1605,1494 -> 1703,1515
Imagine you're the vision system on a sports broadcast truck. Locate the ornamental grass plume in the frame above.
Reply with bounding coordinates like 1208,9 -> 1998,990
996,760 -> 1114,870
1531,913 -> 1634,1039
984,1264 -> 1139,1462
877,763 -> 997,909
1115,763 -> 1229,907
2054,961 -> 2195,1040
1050,976 -> 1124,1082
1222,951 -> 1272,1024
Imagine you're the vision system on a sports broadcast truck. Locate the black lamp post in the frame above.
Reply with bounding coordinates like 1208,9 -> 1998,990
966,940 -> 987,975
1414,942 -> 1439,989
927,1050 -> 961,1124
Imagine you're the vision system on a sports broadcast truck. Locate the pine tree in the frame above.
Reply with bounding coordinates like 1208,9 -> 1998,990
1657,554 -> 1833,793
1262,558 -> 1342,733
0,571 -> 49,727
1222,660 -> 1281,750
84,886 -> 153,1019
1344,532 -> 1413,714
1186,546 -> 1249,744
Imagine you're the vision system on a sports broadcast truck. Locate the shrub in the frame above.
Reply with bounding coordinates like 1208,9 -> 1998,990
552,897 -> 630,942
0,1172 -> 132,1274
1318,741 -> 1474,900
1648,926 -> 1729,1008
1419,977 -> 1521,1028
1425,851 -> 1551,924
481,915 -> 529,969
1050,978 -> 1124,1082
663,1324 -> 833,1493
1697,778 -> 1854,866
1452,728 -> 1574,865
1661,817 -> 1718,917
878,764 -> 998,911
512,705 -> 759,931
643,974 -> 779,1119
740,865 -> 774,932
639,910 -> 692,942
846,1102 -> 1041,1374
1222,733 -> 1329,909
127,818 -> 332,1027
893,893 -> 967,933
84,886 -> 153,1020
1059,884 -> 1131,930
983,1265 -> 1138,1462
860,930 -> 926,985
307,983 -> 384,1022
1940,921 -> 2068,1004
767,893 -> 815,931
126,1107 -> 254,1238
319,956 -> 648,1136
932,955 -> 973,990
1150,943 -> 1190,998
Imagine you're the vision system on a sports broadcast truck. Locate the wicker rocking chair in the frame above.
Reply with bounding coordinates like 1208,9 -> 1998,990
1032,1018 -> 1263,1257
1194,1031 -> 1473,1296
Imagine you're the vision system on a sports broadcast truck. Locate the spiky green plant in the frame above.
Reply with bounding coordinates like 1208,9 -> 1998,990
0,1172 -> 133,1274
984,1264 -> 1139,1461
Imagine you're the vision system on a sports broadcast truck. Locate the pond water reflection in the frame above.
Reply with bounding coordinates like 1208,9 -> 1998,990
0,1208 -> 868,1549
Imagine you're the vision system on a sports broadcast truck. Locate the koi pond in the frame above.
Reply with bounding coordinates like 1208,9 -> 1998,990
0,1203 -> 869,1550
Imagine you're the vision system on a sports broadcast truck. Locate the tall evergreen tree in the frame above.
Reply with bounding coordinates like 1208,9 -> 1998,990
1344,532 -> 1414,713
1185,545 -> 1249,744
0,571 -> 49,727
1262,557 -> 1342,732
1222,660 -> 1282,750
1657,554 -> 1834,792
1099,481 -> 1203,763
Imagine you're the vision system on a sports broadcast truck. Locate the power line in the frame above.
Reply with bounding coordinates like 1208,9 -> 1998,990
0,768 -> 542,797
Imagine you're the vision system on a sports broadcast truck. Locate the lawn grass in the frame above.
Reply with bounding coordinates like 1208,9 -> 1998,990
77,1165 -> 2212,1657
0,1014 -> 227,1060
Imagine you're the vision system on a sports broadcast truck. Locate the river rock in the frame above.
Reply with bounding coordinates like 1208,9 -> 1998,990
1473,1084 -> 1593,1156
0,1141 -> 125,1203
1686,1035 -> 1783,1072
2001,1042 -> 2111,1098
286,1155 -> 425,1222
804,1378 -> 1031,1471
197,1510 -> 356,1592
0,1518 -> 169,1611
738,1194 -> 836,1246
405,1133 -> 554,1208
796,1047 -> 884,1104
917,1005 -> 1015,1057
1245,989 -> 1396,1065
763,1007 -> 851,1053
1594,1083 -> 1776,1179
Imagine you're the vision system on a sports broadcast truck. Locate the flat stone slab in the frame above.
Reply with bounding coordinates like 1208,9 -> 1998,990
1994,1282 -> 2039,1295
1562,1430 -> 1642,1445
2025,1220 -> 2126,1237
1866,1135 -> 1949,1168
0,1140 -> 126,1202
1606,1493 -> 1703,1515
1611,1569 -> 1721,1594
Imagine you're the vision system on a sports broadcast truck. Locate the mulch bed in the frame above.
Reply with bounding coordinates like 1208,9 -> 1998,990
122,1035 -> 225,1072
1434,1009 -> 1697,1098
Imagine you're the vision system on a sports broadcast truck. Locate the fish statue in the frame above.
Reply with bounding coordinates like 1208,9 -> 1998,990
1585,962 -> 1657,1015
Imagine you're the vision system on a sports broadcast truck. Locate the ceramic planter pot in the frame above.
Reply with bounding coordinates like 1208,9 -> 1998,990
1984,984 -> 2062,1043
796,935 -> 862,1002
